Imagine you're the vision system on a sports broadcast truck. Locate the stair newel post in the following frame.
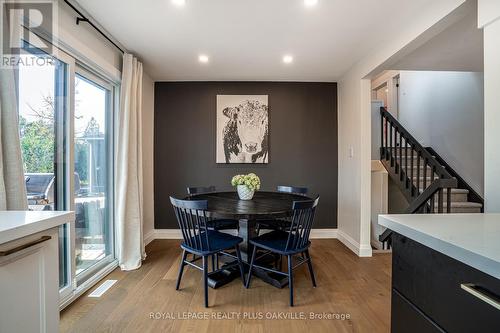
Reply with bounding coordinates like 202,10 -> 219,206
384,115 -> 388,160
389,122 -> 393,167
438,188 -> 444,213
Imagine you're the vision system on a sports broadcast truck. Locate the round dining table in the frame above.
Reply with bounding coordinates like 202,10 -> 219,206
188,190 -> 312,289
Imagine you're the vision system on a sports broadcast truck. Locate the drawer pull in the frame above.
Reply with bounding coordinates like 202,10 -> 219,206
461,283 -> 500,311
0,236 -> 52,256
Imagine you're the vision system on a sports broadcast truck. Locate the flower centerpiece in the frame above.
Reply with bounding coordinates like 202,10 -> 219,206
231,173 -> 261,200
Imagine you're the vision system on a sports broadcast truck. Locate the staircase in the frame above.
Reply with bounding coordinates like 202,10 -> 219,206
378,107 -> 483,248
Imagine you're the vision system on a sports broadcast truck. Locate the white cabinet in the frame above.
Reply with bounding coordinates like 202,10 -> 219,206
0,211 -> 73,333
0,227 -> 60,333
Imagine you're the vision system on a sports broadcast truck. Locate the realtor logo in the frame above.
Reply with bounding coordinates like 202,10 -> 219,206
1,0 -> 55,63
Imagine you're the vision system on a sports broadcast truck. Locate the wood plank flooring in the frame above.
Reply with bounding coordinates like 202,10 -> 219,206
60,239 -> 391,333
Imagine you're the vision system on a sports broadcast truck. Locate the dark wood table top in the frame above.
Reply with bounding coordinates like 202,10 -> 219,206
188,191 -> 312,220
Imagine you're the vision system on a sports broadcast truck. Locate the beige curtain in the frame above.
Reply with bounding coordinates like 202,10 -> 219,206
116,53 -> 145,270
0,68 -> 28,210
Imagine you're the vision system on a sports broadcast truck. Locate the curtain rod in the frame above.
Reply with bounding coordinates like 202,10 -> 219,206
63,0 -> 125,54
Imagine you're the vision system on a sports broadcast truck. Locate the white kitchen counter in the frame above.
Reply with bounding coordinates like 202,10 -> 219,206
0,211 -> 74,244
379,213 -> 500,279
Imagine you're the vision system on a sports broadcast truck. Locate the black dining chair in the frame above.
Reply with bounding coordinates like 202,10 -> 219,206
246,196 -> 319,306
255,185 -> 309,235
187,186 -> 239,231
170,197 -> 245,308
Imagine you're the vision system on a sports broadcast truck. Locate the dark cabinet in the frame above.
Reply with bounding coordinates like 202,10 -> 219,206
392,289 -> 444,333
391,233 -> 500,333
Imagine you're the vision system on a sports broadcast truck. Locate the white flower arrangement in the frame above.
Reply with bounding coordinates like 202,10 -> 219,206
231,173 -> 261,191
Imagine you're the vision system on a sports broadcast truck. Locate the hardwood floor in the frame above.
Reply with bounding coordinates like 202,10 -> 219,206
60,240 -> 391,333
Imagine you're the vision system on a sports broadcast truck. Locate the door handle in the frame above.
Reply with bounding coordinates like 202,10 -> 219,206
461,283 -> 500,311
0,236 -> 52,256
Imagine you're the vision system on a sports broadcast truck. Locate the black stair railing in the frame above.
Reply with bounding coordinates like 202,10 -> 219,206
379,107 -> 458,247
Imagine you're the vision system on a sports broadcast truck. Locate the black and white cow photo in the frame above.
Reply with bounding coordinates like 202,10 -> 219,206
216,95 -> 269,163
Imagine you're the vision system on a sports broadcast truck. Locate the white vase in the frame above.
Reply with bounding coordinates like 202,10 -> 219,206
237,185 -> 255,200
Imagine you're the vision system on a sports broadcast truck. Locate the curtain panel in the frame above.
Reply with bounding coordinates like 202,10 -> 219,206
116,54 -> 145,270
0,68 -> 28,210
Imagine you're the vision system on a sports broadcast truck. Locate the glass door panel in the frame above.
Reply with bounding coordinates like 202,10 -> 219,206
74,71 -> 113,280
17,50 -> 70,289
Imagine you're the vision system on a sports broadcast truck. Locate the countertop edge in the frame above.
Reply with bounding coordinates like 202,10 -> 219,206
379,215 -> 500,280
0,212 -> 74,244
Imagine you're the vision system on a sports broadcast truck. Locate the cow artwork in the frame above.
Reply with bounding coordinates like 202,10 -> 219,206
216,95 -> 269,163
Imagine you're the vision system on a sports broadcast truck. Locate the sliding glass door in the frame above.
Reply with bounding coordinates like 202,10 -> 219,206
16,40 -> 117,303
73,69 -> 114,283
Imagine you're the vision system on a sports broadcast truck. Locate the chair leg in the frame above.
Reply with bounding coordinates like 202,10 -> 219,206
215,253 -> 219,271
288,255 -> 294,306
175,250 -> 188,290
304,250 -> 317,287
202,256 -> 209,308
211,254 -> 216,272
256,224 -> 261,236
245,246 -> 258,288
235,245 -> 245,285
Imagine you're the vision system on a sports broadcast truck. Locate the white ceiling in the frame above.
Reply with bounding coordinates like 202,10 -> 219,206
76,0 -> 456,81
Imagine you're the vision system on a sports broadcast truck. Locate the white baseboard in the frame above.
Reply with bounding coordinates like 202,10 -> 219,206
310,228 -> 338,238
144,229 -> 156,246
337,230 -> 372,257
145,228 -> 338,244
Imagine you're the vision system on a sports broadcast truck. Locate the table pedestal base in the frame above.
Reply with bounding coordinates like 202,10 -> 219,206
207,252 -> 288,289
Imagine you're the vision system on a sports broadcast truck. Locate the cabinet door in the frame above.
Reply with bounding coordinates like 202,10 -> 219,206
392,233 -> 500,332
0,229 -> 59,333
392,289 -> 444,333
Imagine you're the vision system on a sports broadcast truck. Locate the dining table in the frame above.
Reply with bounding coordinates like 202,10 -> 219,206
187,190 -> 312,289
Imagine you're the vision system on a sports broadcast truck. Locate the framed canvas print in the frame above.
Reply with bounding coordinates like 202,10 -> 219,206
216,95 -> 269,163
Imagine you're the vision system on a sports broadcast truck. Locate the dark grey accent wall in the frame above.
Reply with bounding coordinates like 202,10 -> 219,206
154,82 -> 337,228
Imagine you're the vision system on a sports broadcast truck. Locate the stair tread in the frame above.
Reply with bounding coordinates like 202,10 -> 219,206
432,201 -> 482,208
419,188 -> 469,193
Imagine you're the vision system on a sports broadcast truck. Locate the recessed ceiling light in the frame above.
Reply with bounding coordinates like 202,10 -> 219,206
304,0 -> 318,7
283,55 -> 293,64
198,54 -> 209,63
172,0 -> 185,6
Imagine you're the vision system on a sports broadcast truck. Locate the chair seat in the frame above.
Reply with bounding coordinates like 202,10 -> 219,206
249,230 -> 310,255
207,218 -> 239,230
181,230 -> 243,255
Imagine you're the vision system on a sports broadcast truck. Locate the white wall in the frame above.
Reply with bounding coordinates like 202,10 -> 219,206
337,0 -> 465,257
479,1 -> 500,212
142,73 -> 155,238
398,70 -> 484,195
56,0 -> 122,79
